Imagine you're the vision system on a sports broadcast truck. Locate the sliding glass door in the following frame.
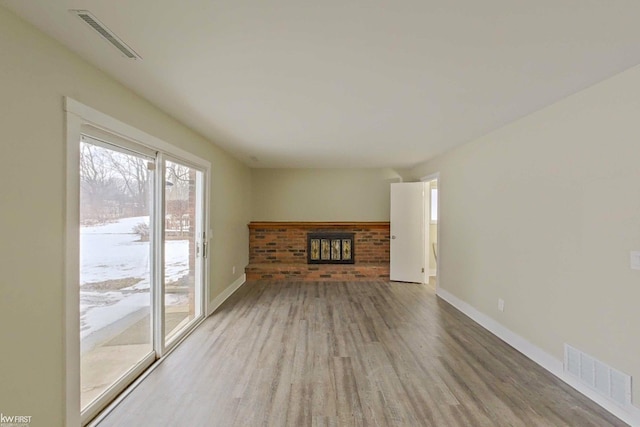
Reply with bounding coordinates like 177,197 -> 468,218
79,135 -> 206,422
79,136 -> 155,416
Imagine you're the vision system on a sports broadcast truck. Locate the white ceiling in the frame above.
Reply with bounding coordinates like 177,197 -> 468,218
3,1 -> 640,168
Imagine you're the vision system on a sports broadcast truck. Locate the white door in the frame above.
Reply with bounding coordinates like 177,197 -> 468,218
390,182 -> 426,283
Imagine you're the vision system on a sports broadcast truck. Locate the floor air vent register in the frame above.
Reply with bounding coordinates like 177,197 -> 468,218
564,344 -> 632,407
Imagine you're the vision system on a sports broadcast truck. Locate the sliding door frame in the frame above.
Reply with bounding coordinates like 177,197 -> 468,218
65,98 -> 211,427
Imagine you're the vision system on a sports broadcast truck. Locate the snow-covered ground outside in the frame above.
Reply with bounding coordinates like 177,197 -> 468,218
80,216 -> 189,347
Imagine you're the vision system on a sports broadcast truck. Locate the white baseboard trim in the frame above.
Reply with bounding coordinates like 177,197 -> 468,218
207,274 -> 246,317
436,287 -> 640,427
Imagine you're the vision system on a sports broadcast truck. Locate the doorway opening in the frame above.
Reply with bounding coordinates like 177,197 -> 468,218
389,178 -> 438,285
421,174 -> 439,290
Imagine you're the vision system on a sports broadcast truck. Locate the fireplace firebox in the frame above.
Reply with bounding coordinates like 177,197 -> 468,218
307,232 -> 355,264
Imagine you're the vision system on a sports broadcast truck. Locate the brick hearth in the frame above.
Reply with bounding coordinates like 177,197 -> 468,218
246,222 -> 390,281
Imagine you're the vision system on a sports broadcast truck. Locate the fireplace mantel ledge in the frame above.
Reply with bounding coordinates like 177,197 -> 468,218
248,221 -> 390,229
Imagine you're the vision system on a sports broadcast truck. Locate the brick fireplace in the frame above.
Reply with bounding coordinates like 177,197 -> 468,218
246,222 -> 390,281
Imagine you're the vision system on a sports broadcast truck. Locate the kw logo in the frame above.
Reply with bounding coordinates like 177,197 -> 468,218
0,412 -> 32,426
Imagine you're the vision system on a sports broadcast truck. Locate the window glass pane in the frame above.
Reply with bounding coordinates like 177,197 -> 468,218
164,160 -> 202,342
79,139 -> 153,410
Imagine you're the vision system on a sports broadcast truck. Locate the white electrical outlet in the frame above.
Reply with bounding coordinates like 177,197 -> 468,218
232,266 -> 236,274
498,298 -> 505,312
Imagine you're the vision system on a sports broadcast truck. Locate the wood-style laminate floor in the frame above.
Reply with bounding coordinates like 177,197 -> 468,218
97,281 -> 628,427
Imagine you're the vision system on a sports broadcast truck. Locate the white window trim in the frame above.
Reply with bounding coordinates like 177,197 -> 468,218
64,97 -> 211,426
66,98 -> 210,168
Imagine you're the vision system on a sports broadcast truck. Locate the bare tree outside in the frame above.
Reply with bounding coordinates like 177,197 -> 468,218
104,149 -> 151,216
80,141 -> 151,225
165,162 -> 192,235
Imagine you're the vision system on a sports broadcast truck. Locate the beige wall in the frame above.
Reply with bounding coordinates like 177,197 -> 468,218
251,168 -> 402,221
0,7 -> 250,426
410,64 -> 640,407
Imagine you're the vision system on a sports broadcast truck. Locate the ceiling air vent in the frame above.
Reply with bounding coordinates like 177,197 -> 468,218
70,10 -> 141,60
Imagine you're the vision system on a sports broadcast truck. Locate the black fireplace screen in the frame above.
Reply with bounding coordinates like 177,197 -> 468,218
307,233 -> 355,264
